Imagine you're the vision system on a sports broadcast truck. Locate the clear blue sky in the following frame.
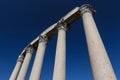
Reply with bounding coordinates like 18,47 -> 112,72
0,0 -> 120,80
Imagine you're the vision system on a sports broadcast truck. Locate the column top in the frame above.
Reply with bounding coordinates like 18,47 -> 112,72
17,55 -> 24,62
25,45 -> 34,54
39,35 -> 48,43
79,4 -> 96,16
56,20 -> 68,31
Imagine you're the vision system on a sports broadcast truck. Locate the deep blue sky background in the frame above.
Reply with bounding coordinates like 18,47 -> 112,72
0,0 -> 120,80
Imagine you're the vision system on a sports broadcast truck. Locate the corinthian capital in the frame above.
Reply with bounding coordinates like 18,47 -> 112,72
57,22 -> 67,31
25,45 -> 34,54
39,35 -> 48,43
79,4 -> 96,16
17,55 -> 24,62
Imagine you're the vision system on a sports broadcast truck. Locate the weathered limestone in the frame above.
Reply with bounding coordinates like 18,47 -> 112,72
80,4 -> 116,80
9,4 -> 117,80
53,23 -> 67,80
9,55 -> 24,80
17,46 -> 34,80
29,35 -> 48,80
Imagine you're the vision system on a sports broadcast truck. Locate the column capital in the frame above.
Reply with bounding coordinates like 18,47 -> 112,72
57,21 -> 67,31
25,45 -> 34,54
39,35 -> 48,43
17,55 -> 24,62
79,4 -> 96,16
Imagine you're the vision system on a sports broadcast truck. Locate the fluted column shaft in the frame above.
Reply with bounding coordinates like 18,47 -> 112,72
17,46 -> 34,80
53,23 -> 67,80
80,4 -> 116,80
29,35 -> 48,80
9,55 -> 24,80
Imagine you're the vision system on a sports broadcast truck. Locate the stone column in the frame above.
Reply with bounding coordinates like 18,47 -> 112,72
79,4 -> 116,80
29,35 -> 48,80
53,23 -> 67,80
9,55 -> 24,80
17,46 -> 34,80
